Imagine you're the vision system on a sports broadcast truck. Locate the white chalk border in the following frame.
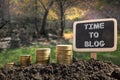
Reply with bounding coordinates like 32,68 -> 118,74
73,18 -> 117,52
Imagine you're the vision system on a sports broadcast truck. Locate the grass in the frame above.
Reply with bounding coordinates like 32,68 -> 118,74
0,47 -> 35,67
0,34 -> 120,67
0,45 -> 56,67
97,37 -> 120,66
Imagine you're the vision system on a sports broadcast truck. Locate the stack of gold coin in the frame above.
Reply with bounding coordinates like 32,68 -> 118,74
36,48 -> 51,65
20,55 -> 31,67
4,62 -> 14,68
56,45 -> 73,64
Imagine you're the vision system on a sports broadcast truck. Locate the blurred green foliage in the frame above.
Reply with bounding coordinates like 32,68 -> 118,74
0,34 -> 120,67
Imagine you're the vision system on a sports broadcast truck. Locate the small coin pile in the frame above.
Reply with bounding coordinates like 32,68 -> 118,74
4,62 -> 14,68
20,55 -> 31,67
36,48 -> 51,65
56,45 -> 73,64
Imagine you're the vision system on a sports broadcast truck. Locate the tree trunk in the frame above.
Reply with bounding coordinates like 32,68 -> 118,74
4,0 -> 9,21
0,0 -> 3,20
60,2 -> 65,37
0,0 -> 4,26
34,0 -> 39,37
40,10 -> 49,37
0,0 -> 9,29
39,0 -> 54,39
60,16 -> 64,37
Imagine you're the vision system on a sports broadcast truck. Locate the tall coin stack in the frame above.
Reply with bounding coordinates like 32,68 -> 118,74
36,48 -> 51,65
56,45 -> 73,64
20,55 -> 31,67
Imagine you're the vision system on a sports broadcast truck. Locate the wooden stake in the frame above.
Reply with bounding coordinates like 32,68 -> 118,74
90,52 -> 97,59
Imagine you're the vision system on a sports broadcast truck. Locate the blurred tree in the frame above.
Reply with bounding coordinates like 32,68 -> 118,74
39,0 -> 54,38
96,0 -> 120,30
54,0 -> 85,37
54,0 -> 67,37
34,0 -> 39,37
97,0 -> 120,7
0,0 -> 10,29
10,0 -> 41,35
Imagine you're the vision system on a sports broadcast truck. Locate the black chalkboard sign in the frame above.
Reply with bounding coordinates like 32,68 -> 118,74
73,18 -> 117,52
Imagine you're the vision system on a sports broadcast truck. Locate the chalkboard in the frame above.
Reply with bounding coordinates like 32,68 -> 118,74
73,18 -> 117,52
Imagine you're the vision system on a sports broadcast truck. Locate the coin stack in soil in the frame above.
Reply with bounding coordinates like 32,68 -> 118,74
20,55 -> 31,67
36,48 -> 51,65
56,45 -> 73,64
4,62 -> 14,68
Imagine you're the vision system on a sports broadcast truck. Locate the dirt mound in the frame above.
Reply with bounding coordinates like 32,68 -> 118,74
0,59 -> 120,80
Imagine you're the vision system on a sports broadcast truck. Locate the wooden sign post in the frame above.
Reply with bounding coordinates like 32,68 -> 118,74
73,18 -> 117,59
90,52 -> 97,59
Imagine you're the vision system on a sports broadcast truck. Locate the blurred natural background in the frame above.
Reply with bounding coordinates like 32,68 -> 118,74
0,0 -> 120,67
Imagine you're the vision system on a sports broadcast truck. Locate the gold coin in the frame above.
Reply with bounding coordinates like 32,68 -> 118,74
4,62 -> 14,68
56,55 -> 73,64
20,55 -> 31,67
36,56 -> 50,61
56,51 -> 73,55
56,58 -> 72,62
56,60 -> 72,64
56,45 -> 72,51
36,60 -> 50,65
20,55 -> 31,59
36,48 -> 50,57
56,55 -> 72,59
36,48 -> 51,53
36,55 -> 50,59
36,52 -> 50,57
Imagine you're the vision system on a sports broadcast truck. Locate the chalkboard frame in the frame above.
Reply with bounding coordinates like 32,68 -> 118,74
73,18 -> 117,52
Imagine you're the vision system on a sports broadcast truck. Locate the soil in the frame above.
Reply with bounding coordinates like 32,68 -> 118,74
0,59 -> 120,80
